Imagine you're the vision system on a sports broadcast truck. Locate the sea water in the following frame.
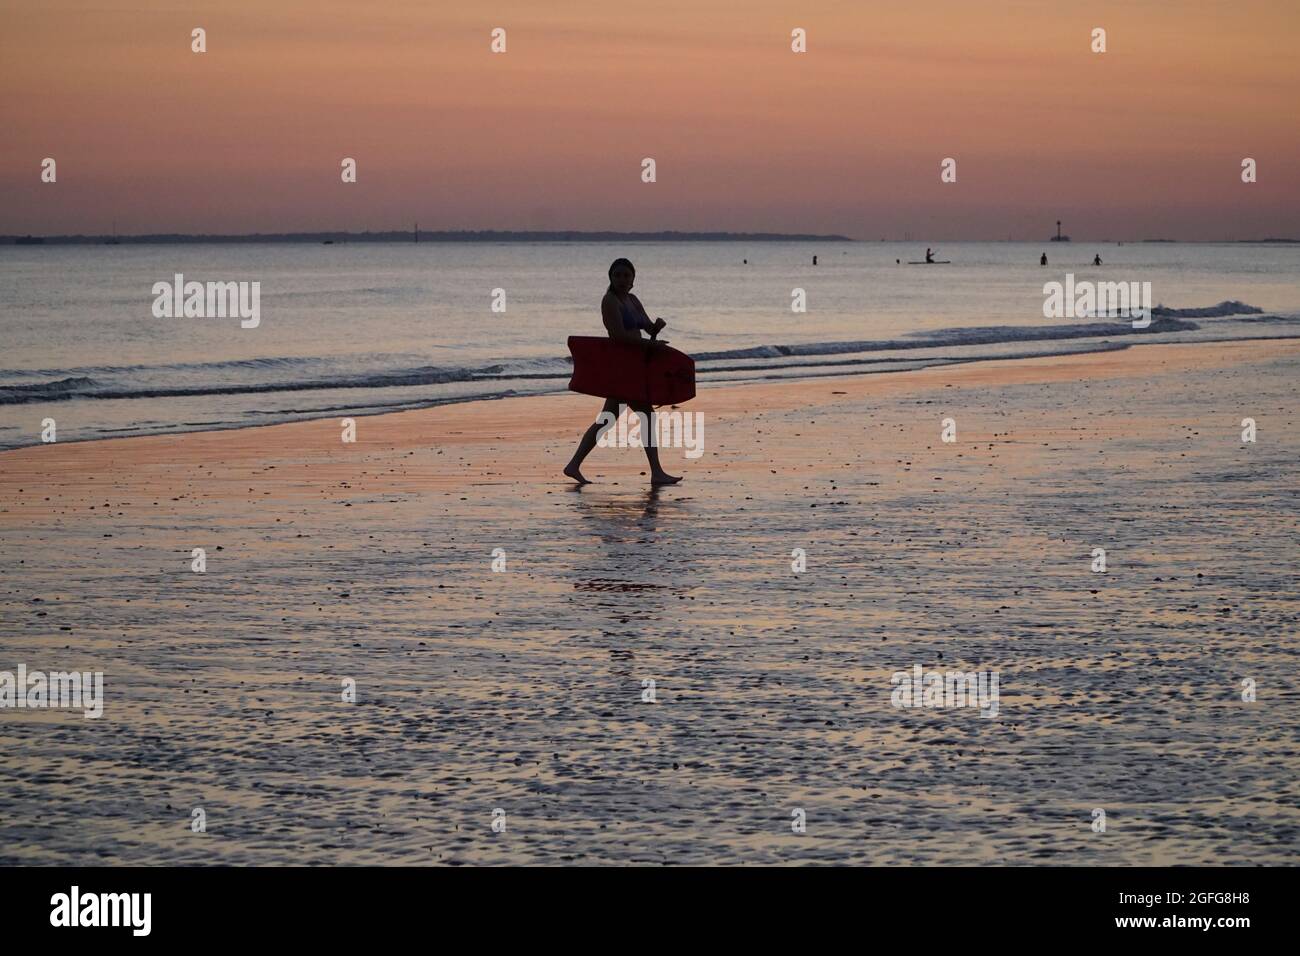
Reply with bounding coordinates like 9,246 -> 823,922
1,240 -> 1297,448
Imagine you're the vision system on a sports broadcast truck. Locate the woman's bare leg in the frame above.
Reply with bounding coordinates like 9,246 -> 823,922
629,401 -> 681,485
564,398 -> 620,483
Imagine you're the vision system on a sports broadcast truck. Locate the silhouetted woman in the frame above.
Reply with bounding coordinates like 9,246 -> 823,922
564,258 -> 682,485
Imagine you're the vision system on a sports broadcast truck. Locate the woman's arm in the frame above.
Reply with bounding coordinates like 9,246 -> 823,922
602,294 -> 660,349
630,295 -> 668,341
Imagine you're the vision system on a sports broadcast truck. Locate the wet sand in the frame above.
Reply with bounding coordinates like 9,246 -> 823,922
1,339 -> 1297,865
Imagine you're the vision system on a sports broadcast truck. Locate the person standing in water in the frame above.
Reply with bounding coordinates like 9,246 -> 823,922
1040,252 -> 1048,266
1093,254 -> 1102,265
564,258 -> 682,486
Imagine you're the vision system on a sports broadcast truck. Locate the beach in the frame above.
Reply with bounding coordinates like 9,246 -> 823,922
1,338 -> 1297,865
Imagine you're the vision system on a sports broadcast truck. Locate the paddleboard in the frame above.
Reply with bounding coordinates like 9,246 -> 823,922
567,336 -> 696,406
906,260 -> 952,264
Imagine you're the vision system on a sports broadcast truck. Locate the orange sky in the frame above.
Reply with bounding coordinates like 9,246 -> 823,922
1,0 -> 1297,239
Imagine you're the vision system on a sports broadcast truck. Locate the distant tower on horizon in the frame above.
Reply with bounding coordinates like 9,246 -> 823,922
1050,219 -> 1071,242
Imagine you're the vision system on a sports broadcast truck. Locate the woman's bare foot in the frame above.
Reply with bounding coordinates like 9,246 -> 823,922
651,471 -> 682,485
564,464 -> 592,484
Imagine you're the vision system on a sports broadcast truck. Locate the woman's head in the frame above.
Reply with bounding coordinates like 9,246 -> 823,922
607,258 -> 635,295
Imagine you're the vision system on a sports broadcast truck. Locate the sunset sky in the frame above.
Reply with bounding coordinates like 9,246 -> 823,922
1,0 -> 1297,239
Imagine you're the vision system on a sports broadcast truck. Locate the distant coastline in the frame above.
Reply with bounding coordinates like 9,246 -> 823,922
1140,238 -> 1299,244
0,229 -> 853,246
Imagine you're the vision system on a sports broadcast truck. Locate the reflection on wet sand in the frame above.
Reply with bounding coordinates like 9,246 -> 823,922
0,340 -> 1296,864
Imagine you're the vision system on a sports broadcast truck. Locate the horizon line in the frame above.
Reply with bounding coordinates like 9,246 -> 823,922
4,229 -> 1298,246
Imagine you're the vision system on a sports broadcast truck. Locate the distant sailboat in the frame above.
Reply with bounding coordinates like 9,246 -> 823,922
104,220 -> 120,245
1050,219 -> 1070,242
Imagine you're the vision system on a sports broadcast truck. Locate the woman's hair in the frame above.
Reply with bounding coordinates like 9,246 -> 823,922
607,258 -> 635,295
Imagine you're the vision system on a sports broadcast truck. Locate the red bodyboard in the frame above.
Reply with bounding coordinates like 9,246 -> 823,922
567,336 -> 696,405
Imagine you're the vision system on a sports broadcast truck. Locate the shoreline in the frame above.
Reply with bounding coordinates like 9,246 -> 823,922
4,334 -> 1299,459
2,336 -> 1295,523
0,337 -> 1286,472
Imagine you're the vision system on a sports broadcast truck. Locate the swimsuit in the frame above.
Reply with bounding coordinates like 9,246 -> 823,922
618,295 -> 653,333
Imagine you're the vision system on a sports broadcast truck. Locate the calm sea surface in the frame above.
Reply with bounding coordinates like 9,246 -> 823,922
2,240 -> 1298,447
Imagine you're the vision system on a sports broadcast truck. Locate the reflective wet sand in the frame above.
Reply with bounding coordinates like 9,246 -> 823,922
1,340 -> 1296,864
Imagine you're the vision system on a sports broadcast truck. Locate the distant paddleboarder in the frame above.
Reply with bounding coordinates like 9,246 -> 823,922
564,258 -> 683,486
925,247 -> 935,264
